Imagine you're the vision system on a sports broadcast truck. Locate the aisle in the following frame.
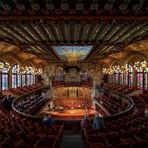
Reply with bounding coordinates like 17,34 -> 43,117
60,130 -> 86,148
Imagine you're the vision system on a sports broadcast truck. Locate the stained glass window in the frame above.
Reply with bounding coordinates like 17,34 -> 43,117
127,64 -> 134,87
22,74 -> 26,86
119,73 -> 123,85
124,73 -> 128,86
12,64 -> 21,88
145,73 -> 148,90
114,73 -> 119,84
137,68 -> 143,89
27,74 -> 31,85
27,68 -> 35,85
52,46 -> 93,62
2,67 -> 9,90
31,75 -> 35,84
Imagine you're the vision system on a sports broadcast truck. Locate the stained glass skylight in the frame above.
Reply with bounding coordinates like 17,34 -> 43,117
52,46 -> 93,62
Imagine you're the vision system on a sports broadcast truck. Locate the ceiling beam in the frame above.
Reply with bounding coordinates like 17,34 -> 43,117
0,16 -> 148,21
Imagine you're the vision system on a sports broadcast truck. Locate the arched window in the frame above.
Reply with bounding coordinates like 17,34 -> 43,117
119,70 -> 123,85
112,64 -> 119,84
124,73 -> 128,86
12,64 -> 21,88
0,62 -> 9,91
27,70 -> 32,85
31,74 -> 35,84
2,66 -> 9,90
22,72 -> 26,86
145,71 -> 148,90
137,68 -> 143,89
26,66 -> 36,85
127,63 -> 134,87
27,66 -> 35,85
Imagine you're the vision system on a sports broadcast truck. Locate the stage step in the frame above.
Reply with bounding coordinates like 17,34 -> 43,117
60,130 -> 86,148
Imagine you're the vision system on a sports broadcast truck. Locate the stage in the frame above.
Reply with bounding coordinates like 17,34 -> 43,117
41,109 -> 95,120
39,85 -> 94,121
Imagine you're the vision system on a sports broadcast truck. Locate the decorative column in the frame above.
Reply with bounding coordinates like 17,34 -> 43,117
91,75 -> 96,99
133,69 -> 137,89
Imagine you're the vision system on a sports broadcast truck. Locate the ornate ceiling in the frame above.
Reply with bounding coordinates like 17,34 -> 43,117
0,0 -> 148,65
52,46 -> 93,62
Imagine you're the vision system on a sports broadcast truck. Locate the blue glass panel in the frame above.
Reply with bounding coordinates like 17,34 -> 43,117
52,46 -> 93,61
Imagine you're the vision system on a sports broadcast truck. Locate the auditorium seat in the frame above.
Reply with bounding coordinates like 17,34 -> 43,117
83,92 -> 148,148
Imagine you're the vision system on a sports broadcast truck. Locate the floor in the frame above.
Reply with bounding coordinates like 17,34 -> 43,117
60,129 -> 86,148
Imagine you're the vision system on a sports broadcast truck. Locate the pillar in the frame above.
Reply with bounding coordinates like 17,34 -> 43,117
133,70 -> 137,88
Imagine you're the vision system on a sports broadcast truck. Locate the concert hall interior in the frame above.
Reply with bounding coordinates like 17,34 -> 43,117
0,0 -> 148,148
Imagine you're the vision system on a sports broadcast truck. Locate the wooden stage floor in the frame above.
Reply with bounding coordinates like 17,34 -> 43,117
42,109 -> 95,120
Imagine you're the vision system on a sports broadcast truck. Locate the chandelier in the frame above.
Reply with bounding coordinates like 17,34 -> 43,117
0,62 -> 10,72
16,65 -> 43,75
134,60 -> 148,72
102,65 -> 128,74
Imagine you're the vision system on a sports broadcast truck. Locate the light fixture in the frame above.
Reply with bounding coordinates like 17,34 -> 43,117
0,62 -> 4,71
4,62 -> 10,71
134,60 -> 147,71
0,62 -> 10,72
103,65 -> 129,75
